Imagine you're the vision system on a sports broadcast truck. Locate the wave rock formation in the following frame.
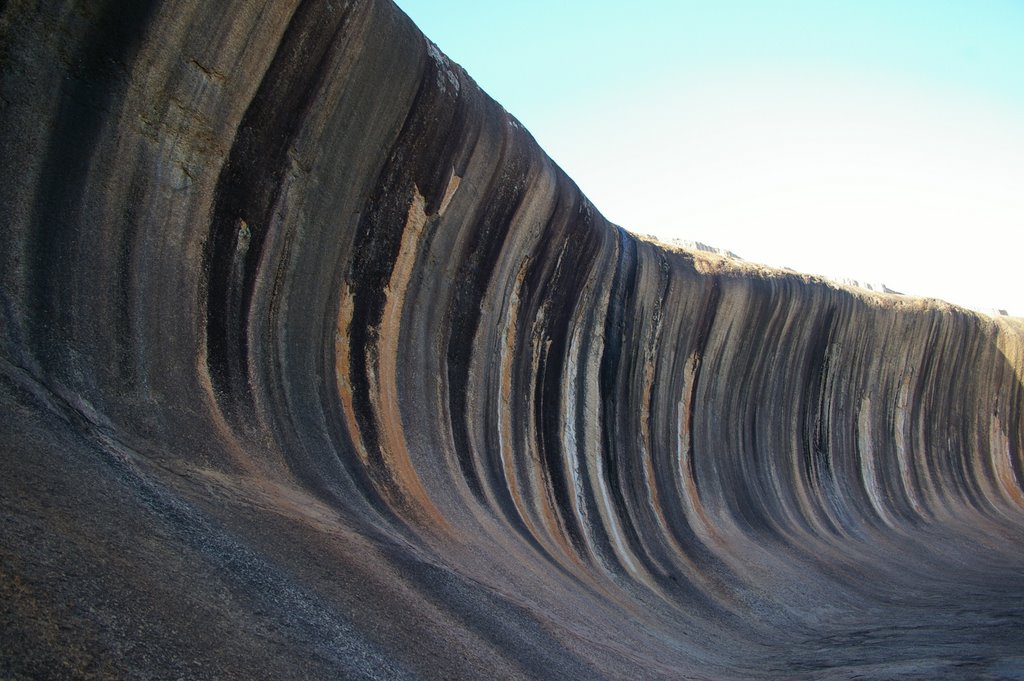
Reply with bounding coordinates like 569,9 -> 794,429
2,2 -> 1023,679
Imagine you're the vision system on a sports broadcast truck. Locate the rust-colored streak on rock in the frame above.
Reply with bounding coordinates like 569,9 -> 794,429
498,257 -> 543,539
369,188 -> 450,532
336,283 -> 370,467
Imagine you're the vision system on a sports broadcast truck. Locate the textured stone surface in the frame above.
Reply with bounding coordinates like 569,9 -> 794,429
2,1 -> 1023,679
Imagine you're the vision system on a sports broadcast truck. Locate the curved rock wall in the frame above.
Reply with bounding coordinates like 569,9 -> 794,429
2,1 -> 1023,678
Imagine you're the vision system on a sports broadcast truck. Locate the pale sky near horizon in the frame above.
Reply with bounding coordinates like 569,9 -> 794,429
394,1 -> 1024,316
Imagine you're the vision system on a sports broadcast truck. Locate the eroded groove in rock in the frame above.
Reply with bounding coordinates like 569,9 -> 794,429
1,1 -> 1023,679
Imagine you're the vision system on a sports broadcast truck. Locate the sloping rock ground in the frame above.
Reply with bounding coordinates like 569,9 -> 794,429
2,1 -> 1023,679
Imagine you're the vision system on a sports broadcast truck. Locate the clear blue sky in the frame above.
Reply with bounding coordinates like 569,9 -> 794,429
394,1 -> 1024,315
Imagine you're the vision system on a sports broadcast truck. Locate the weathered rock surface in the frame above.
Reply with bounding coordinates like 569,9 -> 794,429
2,1 -> 1023,679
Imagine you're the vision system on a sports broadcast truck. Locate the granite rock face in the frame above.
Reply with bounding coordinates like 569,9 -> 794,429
2,1 -> 1023,679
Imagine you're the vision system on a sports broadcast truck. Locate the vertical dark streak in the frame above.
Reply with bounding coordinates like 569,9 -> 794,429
444,123 -> 525,501
205,1 -> 355,415
27,0 -> 158,382
686,277 -> 721,501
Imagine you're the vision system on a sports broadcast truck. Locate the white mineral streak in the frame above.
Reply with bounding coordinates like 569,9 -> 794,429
858,396 -> 895,527
561,302 -> 590,540
498,257 -> 539,535
894,373 -> 925,516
